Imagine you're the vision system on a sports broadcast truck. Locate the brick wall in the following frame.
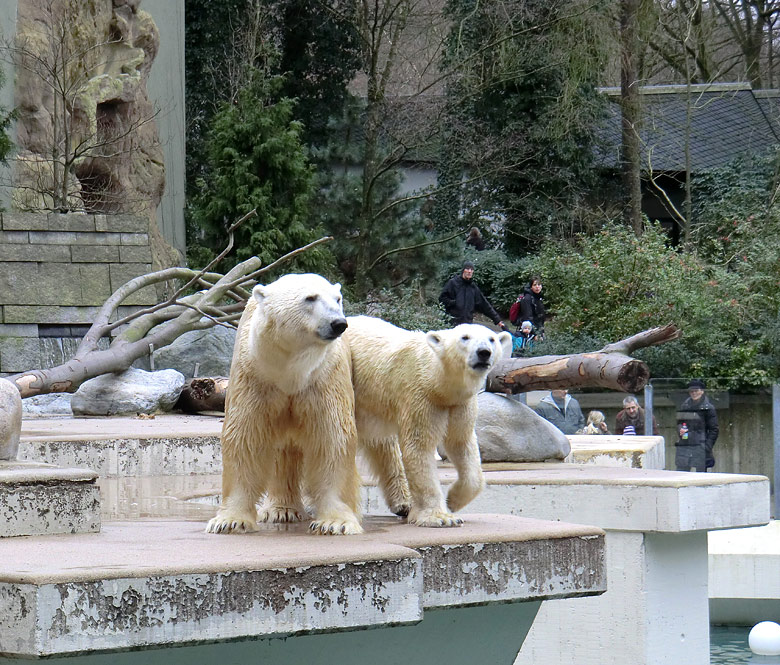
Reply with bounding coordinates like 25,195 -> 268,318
0,212 -> 158,374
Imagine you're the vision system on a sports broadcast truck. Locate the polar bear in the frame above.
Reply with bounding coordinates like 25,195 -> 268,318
345,316 -> 512,527
205,273 -> 362,536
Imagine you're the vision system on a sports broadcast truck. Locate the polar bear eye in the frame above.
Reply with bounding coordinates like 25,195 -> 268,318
305,295 -> 319,303
461,335 -> 470,341
489,336 -> 496,343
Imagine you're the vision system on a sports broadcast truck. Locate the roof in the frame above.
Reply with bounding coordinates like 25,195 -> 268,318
595,83 -> 780,173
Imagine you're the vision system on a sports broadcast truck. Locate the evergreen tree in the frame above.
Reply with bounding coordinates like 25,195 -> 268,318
188,73 -> 327,274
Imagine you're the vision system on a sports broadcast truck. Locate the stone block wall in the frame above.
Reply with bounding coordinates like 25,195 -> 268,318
0,212 -> 157,374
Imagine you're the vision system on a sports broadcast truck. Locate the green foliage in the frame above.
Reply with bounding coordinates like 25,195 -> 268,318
345,283 -> 449,332
524,222 -> 753,381
188,73 -> 328,274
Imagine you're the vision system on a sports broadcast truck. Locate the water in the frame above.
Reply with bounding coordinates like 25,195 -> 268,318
711,626 -> 780,664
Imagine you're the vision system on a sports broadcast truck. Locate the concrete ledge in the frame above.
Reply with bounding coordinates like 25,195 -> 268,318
439,464 -> 770,532
0,516 -> 605,657
0,461 -> 100,537
566,435 -> 665,470
709,520 -> 780,624
20,415 -> 221,476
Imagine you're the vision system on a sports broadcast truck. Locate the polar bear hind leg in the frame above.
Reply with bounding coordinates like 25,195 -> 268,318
360,437 -> 411,517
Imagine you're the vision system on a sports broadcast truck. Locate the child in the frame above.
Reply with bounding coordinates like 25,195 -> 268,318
511,320 -> 535,356
580,410 -> 610,435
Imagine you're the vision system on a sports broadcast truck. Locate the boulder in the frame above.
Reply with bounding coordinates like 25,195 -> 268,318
22,393 -> 74,418
0,378 -> 22,460
150,326 -> 236,378
475,392 -> 571,462
71,368 -> 185,416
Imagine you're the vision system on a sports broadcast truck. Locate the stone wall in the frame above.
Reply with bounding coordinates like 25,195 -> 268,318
0,211 -> 157,374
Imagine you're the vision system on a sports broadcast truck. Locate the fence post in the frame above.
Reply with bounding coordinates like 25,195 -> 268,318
644,383 -> 654,437
773,384 -> 780,519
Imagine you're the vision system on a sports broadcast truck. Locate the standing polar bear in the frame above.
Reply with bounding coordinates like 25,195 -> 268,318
206,273 -> 362,536
345,316 -> 512,527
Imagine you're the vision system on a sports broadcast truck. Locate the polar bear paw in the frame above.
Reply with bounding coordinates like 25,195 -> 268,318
205,512 -> 259,534
259,503 -> 307,524
408,508 -> 464,528
309,515 -> 364,535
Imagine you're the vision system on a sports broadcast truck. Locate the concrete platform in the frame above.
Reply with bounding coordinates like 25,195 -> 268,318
0,461 -> 99,537
566,434 -> 665,470
19,415 -> 222,476
0,515 -> 605,658
709,519 -> 780,624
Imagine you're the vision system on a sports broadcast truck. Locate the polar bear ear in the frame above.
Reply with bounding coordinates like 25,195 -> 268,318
252,284 -> 266,305
426,331 -> 444,351
497,331 -> 513,358
333,282 -> 342,291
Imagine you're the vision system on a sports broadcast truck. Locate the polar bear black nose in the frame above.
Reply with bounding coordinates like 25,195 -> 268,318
331,318 -> 348,336
477,348 -> 492,361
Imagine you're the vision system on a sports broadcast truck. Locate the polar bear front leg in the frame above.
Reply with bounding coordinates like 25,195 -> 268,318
442,405 -> 485,513
303,430 -> 363,535
259,446 -> 308,524
206,474 -> 261,534
401,420 -> 463,528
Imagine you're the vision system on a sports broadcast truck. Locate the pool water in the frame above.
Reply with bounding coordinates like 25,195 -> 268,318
711,625 -> 780,664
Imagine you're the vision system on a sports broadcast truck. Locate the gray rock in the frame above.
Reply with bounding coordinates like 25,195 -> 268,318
150,326 -> 236,378
22,393 -> 74,418
0,378 -> 22,460
476,392 -> 571,462
71,368 -> 186,416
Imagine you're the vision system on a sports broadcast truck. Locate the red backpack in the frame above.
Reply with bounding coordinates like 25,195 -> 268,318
509,298 -> 522,325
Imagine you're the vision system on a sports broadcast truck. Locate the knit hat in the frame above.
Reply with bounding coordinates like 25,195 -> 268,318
462,261 -> 475,270
520,320 -> 533,331
687,379 -> 705,390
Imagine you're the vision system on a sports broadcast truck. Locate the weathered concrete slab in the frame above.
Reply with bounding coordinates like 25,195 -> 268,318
0,516 -> 605,657
0,461 -> 100,537
566,435 -> 665,470
709,519 -> 780,624
453,464 -> 770,532
19,415 -> 221,476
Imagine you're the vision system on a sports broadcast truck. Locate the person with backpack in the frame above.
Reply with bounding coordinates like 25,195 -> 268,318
510,277 -> 546,339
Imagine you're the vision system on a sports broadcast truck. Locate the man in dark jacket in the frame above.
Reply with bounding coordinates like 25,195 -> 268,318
535,389 -> 585,435
439,262 -> 507,329
675,379 -> 719,472
615,395 -> 660,435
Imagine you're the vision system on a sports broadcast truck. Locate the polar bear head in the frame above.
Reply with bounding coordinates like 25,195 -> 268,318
252,273 -> 348,344
425,324 -> 512,375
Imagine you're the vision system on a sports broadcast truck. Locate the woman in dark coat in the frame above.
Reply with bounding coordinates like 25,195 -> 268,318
518,276 -> 546,338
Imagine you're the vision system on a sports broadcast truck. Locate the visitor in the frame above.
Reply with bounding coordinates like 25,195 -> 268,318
511,320 -> 535,356
518,276 -> 546,339
534,388 -> 585,435
675,379 -> 719,472
614,395 -> 659,436
580,410 -> 610,435
439,261 -> 507,329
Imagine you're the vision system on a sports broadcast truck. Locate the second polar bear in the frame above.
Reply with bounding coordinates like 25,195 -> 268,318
345,316 -> 512,527
205,273 -> 362,536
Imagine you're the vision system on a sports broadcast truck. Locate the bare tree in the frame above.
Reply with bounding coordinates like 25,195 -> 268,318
1,0 -> 163,214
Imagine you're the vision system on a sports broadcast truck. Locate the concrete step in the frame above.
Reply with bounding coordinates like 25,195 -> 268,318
0,460 -> 100,537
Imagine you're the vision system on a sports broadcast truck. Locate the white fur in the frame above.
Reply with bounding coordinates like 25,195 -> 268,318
205,273 -> 362,536
345,316 -> 512,527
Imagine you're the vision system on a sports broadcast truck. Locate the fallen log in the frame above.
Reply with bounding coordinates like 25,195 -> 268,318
176,377 -> 229,413
486,324 -> 681,394
177,324 -> 682,413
